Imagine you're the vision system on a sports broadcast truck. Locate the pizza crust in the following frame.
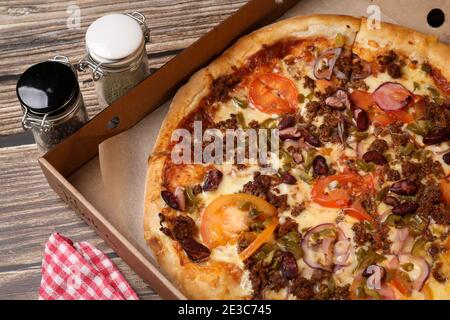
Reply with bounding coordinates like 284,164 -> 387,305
354,17 -> 450,80
143,14 -> 450,300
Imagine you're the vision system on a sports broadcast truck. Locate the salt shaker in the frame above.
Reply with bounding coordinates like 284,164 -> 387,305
78,12 -> 150,109
16,57 -> 88,154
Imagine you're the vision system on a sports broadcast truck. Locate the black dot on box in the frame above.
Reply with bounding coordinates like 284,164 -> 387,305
427,8 -> 445,28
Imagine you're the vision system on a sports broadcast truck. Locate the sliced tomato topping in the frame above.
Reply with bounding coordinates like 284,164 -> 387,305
343,200 -> 373,221
350,90 -> 375,110
239,217 -> 278,261
200,193 -> 277,249
350,277 -> 366,300
351,88 -> 415,125
411,96 -> 426,120
249,73 -> 298,114
315,79 -> 334,93
385,109 -> 414,124
431,67 -> 450,96
390,271 -> 413,297
373,82 -> 414,111
421,283 -> 434,300
311,172 -> 373,208
440,179 -> 450,205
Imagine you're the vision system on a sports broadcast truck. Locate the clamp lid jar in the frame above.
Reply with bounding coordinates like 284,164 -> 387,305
16,58 -> 88,154
79,12 -> 150,109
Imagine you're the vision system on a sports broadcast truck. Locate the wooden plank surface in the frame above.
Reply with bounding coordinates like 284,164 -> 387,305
0,0 -> 246,299
0,0 -> 245,136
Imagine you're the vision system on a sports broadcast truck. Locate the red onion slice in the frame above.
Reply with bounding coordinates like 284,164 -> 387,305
334,68 -> 347,80
302,223 -> 348,271
398,254 -> 430,291
388,255 -> 400,269
313,48 -> 342,80
373,82 -> 414,111
333,239 -> 351,265
279,127 -> 301,140
391,227 -> 409,254
174,186 -> 186,211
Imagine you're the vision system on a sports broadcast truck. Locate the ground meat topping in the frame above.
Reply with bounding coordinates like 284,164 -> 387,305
291,203 -> 306,217
291,275 -> 350,300
424,98 -> 450,134
158,212 -> 173,238
387,63 -> 402,78
303,75 -> 316,90
276,217 -> 299,239
242,172 -> 288,210
358,193 -> 377,215
291,276 -> 315,299
417,183 -> 450,225
401,158 -> 443,182
384,166 -> 401,181
209,73 -> 243,103
245,255 -> 288,299
432,262 -> 447,283
352,221 -> 392,252
216,114 -> 238,130
377,50 -> 402,78
401,160 -> 421,180
172,215 -> 196,240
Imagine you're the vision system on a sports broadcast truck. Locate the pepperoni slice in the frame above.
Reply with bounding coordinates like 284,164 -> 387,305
372,82 -> 414,111
249,73 -> 298,114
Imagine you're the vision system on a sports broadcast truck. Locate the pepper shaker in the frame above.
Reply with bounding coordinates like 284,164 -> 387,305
78,12 -> 150,109
16,57 -> 88,154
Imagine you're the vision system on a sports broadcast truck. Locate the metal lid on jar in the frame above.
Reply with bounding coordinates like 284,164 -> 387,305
85,13 -> 144,67
16,61 -> 79,116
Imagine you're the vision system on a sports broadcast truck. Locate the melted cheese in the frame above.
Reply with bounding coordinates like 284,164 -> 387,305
364,66 -> 433,95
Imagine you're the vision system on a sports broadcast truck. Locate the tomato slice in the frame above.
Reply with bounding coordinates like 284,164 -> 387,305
390,271 -> 413,297
431,67 -> 450,96
350,90 -> 374,110
351,90 -> 414,124
249,73 -> 298,114
311,172 -> 374,209
371,109 -> 414,125
421,283 -> 434,300
311,173 -> 359,208
440,179 -> 450,205
411,96 -> 426,120
387,110 -> 414,124
315,79 -> 334,93
200,193 -> 277,249
239,217 -> 278,261
343,200 -> 373,221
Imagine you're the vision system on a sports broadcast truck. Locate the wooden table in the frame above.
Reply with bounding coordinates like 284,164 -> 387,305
0,0 -> 246,299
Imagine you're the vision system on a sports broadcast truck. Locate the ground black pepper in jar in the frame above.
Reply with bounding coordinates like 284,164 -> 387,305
16,58 -> 88,153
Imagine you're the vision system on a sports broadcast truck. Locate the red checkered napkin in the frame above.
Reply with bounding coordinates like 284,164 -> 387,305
39,233 -> 139,300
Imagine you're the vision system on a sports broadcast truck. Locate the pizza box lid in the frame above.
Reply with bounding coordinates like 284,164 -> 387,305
38,0 -> 449,299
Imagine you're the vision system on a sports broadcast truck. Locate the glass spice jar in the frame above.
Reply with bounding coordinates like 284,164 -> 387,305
78,12 -> 150,109
16,57 -> 88,154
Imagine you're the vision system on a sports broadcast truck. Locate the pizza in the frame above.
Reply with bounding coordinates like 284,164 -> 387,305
143,15 -> 450,300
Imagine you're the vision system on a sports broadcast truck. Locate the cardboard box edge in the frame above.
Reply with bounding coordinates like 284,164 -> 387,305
38,157 -> 187,300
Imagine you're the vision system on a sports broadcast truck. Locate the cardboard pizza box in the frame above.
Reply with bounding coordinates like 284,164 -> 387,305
38,0 -> 449,299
